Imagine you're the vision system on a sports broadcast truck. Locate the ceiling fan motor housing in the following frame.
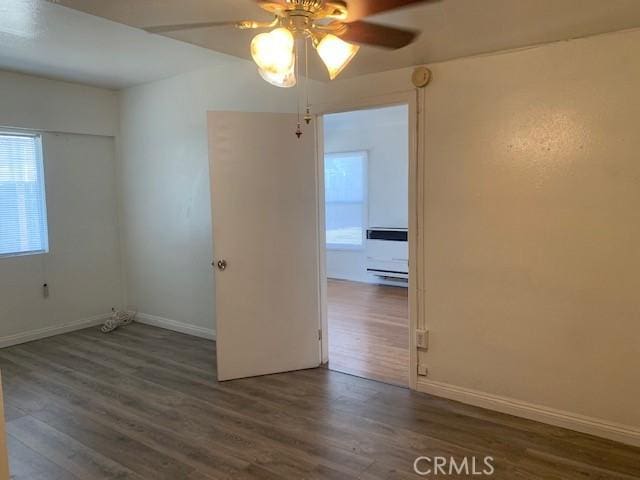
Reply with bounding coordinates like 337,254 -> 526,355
260,0 -> 348,21
290,0 -> 325,10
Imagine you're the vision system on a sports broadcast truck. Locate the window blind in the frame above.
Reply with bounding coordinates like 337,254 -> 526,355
0,133 -> 49,257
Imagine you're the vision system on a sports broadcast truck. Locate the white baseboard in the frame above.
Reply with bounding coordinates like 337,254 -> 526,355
135,313 -> 216,340
0,313 -> 110,349
417,379 -> 640,448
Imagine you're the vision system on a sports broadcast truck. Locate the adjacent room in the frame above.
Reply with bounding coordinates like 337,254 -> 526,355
0,0 -> 639,479
323,106 -> 410,387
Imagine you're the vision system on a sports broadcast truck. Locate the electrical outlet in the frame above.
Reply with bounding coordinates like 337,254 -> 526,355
416,329 -> 429,349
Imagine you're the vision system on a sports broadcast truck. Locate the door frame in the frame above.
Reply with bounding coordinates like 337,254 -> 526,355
313,90 -> 425,391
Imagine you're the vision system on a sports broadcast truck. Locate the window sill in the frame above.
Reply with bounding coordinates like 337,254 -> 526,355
0,250 -> 48,260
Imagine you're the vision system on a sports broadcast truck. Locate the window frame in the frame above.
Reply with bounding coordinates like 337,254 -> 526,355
0,130 -> 49,259
324,150 -> 368,251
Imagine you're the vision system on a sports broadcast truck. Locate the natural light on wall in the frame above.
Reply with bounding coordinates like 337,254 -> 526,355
0,133 -> 49,257
325,151 -> 367,249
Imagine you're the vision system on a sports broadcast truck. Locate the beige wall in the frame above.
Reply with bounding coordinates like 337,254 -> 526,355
320,28 -> 640,434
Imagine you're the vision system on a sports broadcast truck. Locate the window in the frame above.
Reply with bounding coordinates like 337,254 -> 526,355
0,133 -> 49,257
324,151 -> 367,249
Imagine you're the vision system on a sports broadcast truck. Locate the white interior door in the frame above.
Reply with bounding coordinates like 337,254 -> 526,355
208,111 -> 321,381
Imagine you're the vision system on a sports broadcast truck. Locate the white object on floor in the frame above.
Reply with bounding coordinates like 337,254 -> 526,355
101,309 -> 136,334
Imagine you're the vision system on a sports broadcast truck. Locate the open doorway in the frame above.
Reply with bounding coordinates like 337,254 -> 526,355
320,104 -> 410,387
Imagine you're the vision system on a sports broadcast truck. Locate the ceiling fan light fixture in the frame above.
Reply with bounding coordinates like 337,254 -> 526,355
315,34 -> 360,80
251,27 -> 295,80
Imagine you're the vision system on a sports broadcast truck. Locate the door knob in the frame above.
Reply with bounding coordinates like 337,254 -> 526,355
217,259 -> 227,271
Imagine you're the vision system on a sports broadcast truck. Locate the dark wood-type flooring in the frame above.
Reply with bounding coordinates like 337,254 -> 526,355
1,323 -> 639,479
328,279 -> 409,387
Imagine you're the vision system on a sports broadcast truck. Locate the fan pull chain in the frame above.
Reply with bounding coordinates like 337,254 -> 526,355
295,39 -> 303,138
304,37 -> 312,125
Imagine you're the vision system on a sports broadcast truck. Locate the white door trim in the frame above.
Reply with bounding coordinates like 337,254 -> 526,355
313,89 -> 425,391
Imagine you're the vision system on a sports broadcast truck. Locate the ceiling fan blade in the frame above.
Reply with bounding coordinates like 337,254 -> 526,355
143,21 -> 241,34
344,0 -> 436,22
341,21 -> 418,49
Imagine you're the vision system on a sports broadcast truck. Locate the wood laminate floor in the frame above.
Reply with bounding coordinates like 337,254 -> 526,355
327,279 -> 409,387
1,323 -> 639,479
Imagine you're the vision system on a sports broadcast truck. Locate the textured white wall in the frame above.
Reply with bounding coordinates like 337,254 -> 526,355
0,72 -> 121,343
322,29 -> 640,431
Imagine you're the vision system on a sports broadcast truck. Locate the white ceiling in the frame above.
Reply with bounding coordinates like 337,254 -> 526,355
2,0 -> 640,89
0,0 -> 234,89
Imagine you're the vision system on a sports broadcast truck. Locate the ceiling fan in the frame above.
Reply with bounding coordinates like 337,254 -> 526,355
144,0 -> 434,88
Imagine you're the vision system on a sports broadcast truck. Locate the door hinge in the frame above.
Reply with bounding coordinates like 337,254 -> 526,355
318,329 -> 322,341
416,329 -> 429,350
